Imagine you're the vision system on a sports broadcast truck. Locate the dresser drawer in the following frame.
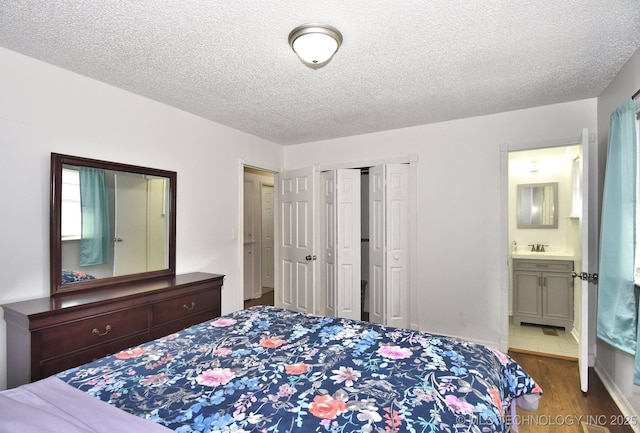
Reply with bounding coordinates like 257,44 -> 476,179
38,306 -> 149,360
2,272 -> 224,388
151,308 -> 220,339
152,287 -> 220,325
513,259 -> 573,273
40,332 -> 150,379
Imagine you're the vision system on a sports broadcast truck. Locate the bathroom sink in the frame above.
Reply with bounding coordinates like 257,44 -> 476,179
511,250 -> 574,260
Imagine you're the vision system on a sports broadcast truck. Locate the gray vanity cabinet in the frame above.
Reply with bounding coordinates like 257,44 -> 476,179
512,259 -> 574,329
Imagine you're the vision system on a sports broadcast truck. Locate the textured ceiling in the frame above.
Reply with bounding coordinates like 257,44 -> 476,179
1,1 -> 640,145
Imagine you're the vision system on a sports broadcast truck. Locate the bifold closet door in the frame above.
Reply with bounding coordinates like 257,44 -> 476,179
321,169 -> 361,320
369,164 -> 410,328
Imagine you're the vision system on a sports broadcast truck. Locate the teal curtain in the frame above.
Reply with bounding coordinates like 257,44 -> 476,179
79,167 -> 111,266
597,98 -> 638,383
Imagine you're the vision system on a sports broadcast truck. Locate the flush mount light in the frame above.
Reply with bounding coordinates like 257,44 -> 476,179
288,24 -> 343,69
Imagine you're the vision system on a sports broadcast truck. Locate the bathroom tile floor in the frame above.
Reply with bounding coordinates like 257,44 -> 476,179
508,317 -> 579,359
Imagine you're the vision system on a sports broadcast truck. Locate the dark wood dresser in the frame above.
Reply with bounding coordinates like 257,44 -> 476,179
2,272 -> 223,388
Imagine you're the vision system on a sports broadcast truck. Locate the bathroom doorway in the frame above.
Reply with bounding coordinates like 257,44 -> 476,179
507,144 -> 581,359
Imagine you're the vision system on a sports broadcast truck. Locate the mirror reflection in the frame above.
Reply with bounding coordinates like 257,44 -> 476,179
51,153 -> 176,295
61,165 -> 170,282
517,182 -> 558,229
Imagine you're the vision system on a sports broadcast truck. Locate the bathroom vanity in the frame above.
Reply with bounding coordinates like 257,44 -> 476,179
512,257 -> 574,329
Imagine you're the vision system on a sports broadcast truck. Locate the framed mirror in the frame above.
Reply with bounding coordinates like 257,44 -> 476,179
516,182 -> 558,229
51,153 -> 177,295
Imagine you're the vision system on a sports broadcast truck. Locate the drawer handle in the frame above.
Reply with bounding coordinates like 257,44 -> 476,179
92,325 -> 112,337
183,302 -> 196,311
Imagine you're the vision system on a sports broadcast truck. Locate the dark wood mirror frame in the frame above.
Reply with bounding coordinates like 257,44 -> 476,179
50,153 -> 177,296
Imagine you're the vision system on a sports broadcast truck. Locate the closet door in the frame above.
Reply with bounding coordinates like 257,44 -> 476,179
369,166 -> 386,324
321,170 -> 361,320
275,166 -> 317,314
369,164 -> 410,328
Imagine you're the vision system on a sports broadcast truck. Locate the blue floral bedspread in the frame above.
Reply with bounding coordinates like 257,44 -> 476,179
61,269 -> 96,284
57,306 -> 541,433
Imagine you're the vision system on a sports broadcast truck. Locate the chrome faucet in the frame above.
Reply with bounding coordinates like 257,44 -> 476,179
528,244 -> 548,252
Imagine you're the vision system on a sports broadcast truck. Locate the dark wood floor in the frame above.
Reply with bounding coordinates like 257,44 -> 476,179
244,291 -> 633,433
244,288 -> 274,308
509,352 -> 635,433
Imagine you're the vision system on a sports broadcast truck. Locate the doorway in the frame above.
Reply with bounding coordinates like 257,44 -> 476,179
243,167 -> 275,306
507,145 -> 580,359
502,129 -> 595,392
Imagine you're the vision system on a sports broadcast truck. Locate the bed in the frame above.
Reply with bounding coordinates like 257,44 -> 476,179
61,269 -> 96,284
1,306 -> 541,432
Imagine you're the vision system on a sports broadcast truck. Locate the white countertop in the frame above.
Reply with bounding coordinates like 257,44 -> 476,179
511,250 -> 575,260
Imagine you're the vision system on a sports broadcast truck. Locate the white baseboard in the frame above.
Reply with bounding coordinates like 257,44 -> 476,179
571,326 -> 579,343
594,362 -> 640,433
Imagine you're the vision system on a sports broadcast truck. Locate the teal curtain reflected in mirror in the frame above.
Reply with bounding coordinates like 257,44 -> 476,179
79,167 -> 111,266
597,98 -> 638,384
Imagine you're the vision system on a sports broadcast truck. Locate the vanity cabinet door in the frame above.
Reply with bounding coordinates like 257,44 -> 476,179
513,271 -> 542,323
542,272 -> 574,323
512,259 -> 573,328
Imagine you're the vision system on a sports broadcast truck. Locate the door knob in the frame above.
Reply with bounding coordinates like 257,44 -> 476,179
571,271 -> 598,282
305,255 -> 317,261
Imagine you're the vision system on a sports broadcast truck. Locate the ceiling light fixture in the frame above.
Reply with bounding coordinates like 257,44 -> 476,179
288,24 -> 343,69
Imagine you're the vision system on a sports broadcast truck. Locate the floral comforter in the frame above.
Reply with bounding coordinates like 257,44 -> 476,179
61,269 -> 95,284
57,306 -> 541,433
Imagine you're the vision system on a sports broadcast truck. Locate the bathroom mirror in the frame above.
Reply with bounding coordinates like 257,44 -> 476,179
51,153 -> 177,295
517,182 -> 558,229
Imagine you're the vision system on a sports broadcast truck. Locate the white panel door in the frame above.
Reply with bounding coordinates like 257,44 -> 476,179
261,185 -> 275,289
145,178 -> 168,272
321,171 -> 337,317
243,177 -> 259,300
275,166 -> 316,314
336,169 -> 361,320
369,166 -> 385,324
113,173 -> 147,276
577,128 -> 593,392
369,164 -> 410,327
384,164 -> 410,328
322,170 -> 361,320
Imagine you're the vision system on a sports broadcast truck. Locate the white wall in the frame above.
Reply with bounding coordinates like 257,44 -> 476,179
595,47 -> 640,418
0,47 -> 283,390
285,99 -> 597,349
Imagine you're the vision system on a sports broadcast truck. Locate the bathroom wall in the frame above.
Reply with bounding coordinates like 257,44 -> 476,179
508,145 -> 581,255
